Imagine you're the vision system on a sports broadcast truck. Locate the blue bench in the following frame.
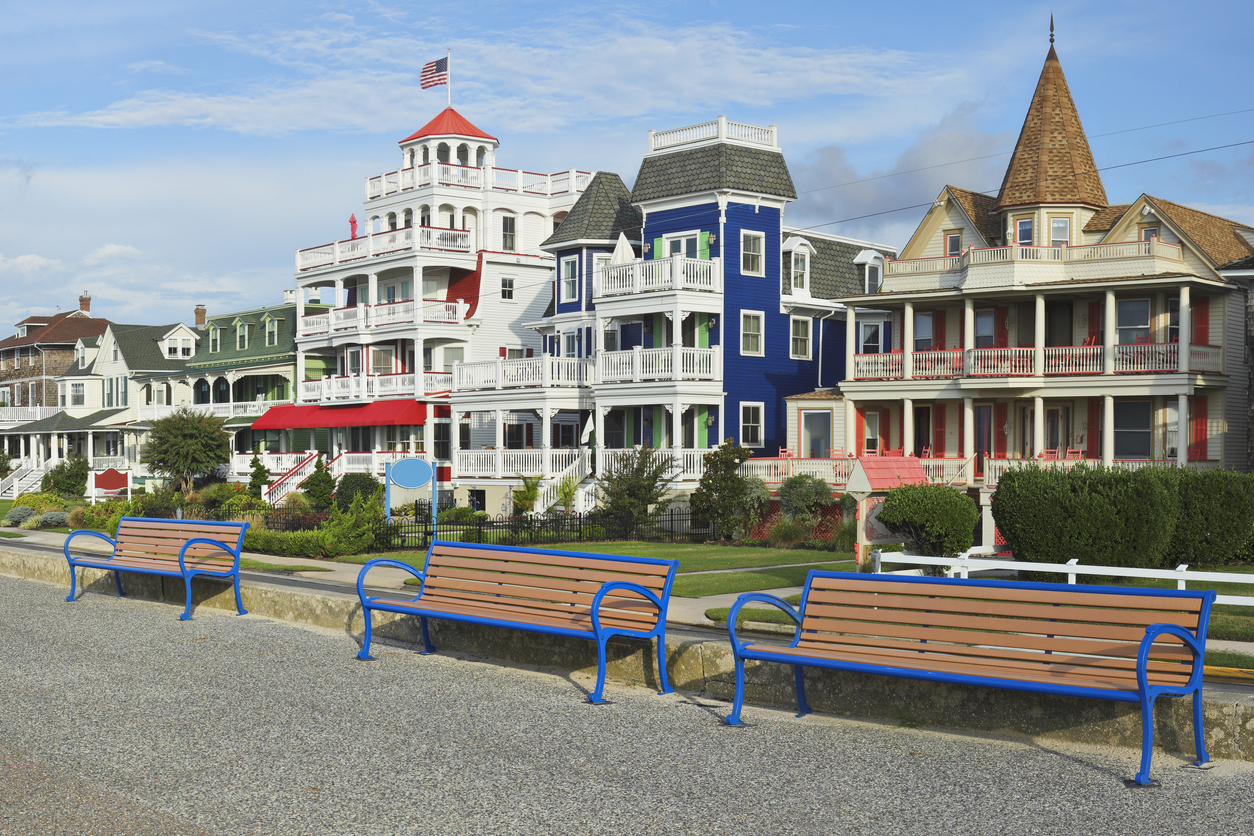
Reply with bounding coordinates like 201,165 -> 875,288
726,571 -> 1214,785
356,540 -> 678,703
64,517 -> 251,621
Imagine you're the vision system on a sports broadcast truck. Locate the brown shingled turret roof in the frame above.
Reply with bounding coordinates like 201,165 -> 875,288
994,44 -> 1107,212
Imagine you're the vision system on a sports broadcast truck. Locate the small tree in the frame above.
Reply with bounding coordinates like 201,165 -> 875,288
595,443 -> 674,536
140,408 -> 231,493
878,484 -> 979,557
0,448 -> 11,478
512,474 -> 544,517
555,474 -> 579,515
778,473 -> 834,524
247,455 -> 272,501
335,472 -> 382,512
689,439 -> 753,540
303,455 -> 335,510
41,454 -> 90,497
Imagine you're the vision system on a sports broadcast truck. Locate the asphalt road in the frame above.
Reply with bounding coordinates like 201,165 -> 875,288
1,573 -> 1252,836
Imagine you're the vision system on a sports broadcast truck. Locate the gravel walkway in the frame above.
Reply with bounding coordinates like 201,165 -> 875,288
2,574 -> 1252,835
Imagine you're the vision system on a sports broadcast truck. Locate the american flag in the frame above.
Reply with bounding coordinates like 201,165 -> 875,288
421,57 -> 448,89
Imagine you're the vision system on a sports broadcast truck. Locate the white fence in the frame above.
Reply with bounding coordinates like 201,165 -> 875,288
366,164 -> 591,200
594,256 -> 721,296
452,356 -> 593,391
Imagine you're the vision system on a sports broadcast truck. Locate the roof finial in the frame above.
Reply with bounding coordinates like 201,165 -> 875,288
1050,14 -> 1055,44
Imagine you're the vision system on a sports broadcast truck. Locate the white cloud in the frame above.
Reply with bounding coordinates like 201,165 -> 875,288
126,60 -> 186,75
0,252 -> 63,273
82,243 -> 141,265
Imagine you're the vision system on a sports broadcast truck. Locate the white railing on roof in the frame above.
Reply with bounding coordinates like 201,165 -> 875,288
649,115 -> 777,152
366,162 -> 591,199
0,406 -> 59,424
594,256 -> 722,297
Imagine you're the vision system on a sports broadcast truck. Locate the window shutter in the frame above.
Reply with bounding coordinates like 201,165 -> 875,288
653,238 -> 664,260
1191,296 -> 1210,345
881,409 -> 892,452
699,231 -> 710,260
933,403 -> 946,457
958,408 -> 964,457
525,423 -> 534,448
855,409 -> 865,456
1088,301 -> 1102,342
525,348 -> 534,358
933,310 -> 946,349
499,347 -> 507,357
1087,398 -> 1101,456
1190,396 -> 1208,460
994,403 -> 1008,458
882,321 -> 892,353
994,306 -> 1009,348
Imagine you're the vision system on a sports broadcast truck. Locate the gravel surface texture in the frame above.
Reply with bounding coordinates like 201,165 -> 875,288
2,574 -> 1253,835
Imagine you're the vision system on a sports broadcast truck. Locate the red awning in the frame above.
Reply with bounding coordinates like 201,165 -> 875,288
251,401 -> 427,430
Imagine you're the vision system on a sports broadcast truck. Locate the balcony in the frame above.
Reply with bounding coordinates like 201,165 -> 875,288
366,163 -> 591,200
0,406 -> 59,425
883,238 -> 1184,291
593,256 -> 722,298
454,447 -> 588,479
299,373 -> 419,404
297,226 -> 482,272
597,346 -> 721,383
852,343 -> 1222,380
648,115 -> 778,152
453,356 -> 592,392
600,447 -> 707,481
299,299 -> 470,337
136,401 -> 291,423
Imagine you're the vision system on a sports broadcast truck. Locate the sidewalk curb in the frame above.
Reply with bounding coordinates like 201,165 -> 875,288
5,542 -> 1254,767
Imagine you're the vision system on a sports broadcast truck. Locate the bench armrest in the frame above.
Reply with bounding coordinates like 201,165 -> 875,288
1137,623 -> 1206,696
64,529 -> 117,562
727,593 -> 803,656
356,558 -> 427,602
590,581 -> 664,638
178,537 -> 241,574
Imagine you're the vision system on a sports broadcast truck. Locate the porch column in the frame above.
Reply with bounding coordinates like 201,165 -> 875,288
296,350 -> 305,397
1178,286 -> 1191,374
844,399 -> 857,456
295,286 -> 304,324
414,337 -> 425,393
1032,396 -> 1044,457
540,407 -> 551,476
672,395 -> 683,457
903,301 -> 914,380
366,273 -> 378,309
595,316 -> 605,384
902,398 -> 913,455
1034,294 -> 1045,375
1103,290 -> 1116,374
1177,392 -> 1189,466
963,398 -> 974,462
963,298 -> 974,376
1102,394 -> 1115,466
845,305 -> 856,381
334,278 -> 344,308
595,406 -> 607,476
494,409 -> 505,479
85,432 -> 94,468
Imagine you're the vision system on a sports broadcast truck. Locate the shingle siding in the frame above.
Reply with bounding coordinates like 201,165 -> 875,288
631,145 -> 797,203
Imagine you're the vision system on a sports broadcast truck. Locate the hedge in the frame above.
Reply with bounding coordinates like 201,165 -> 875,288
243,529 -> 325,559
876,484 -> 979,557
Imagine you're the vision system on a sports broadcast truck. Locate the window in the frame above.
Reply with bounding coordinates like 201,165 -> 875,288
564,333 -> 578,358
112,347 -> 119,362
29,382 -> 38,406
266,320 -> 277,346
1116,299 -> 1150,344
501,276 -> 515,300
791,252 -> 807,291
167,340 -> 178,358
561,257 -> 578,302
501,214 -> 516,251
209,328 -> 220,352
593,254 -> 611,280
864,411 -> 880,453
1140,226 -> 1160,241
459,422 -> 470,450
860,322 -> 881,355
423,346 -> 433,372
1050,218 -> 1070,248
1168,298 -> 1180,343
741,231 -> 763,276
668,234 -> 698,259
741,403 -> 763,447
602,329 -> 618,352
914,312 -> 933,351
443,347 -> 463,374
1114,401 -> 1151,459
0,389 -> 7,406
790,317 -> 811,360
237,325 -> 249,350
865,263 -> 882,293
975,309 -> 995,349
945,232 -> 962,257
505,423 -> 524,450
371,347 -> 394,376
420,207 -> 431,228
740,311 -> 763,356
1016,218 -> 1033,245
71,383 -> 84,406
181,338 -> 191,358
346,347 -> 362,376
59,385 -> 66,408
505,348 -> 526,360
77,346 -> 85,366
106,378 -> 114,408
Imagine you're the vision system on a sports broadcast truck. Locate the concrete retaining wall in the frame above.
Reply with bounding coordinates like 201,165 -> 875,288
4,544 -> 1254,765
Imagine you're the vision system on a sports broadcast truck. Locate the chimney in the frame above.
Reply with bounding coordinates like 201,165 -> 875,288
283,289 -> 295,304
194,304 -> 207,329
79,292 -> 91,313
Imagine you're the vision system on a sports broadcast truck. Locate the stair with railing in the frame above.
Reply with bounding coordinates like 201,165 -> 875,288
533,450 -> 592,513
0,463 -> 33,500
1,462 -> 48,500
262,453 -> 319,505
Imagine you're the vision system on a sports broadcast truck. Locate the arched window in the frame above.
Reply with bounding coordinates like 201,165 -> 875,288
436,143 -> 450,163
421,146 -> 429,164
387,212 -> 398,231
402,209 -> 413,228
476,146 -> 487,167
419,205 -> 431,228
456,144 -> 469,166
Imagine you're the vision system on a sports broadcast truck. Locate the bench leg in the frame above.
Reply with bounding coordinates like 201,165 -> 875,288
589,637 -> 610,704
726,657 -> 747,726
655,636 -> 672,695
356,607 -> 375,660
419,616 -> 435,654
179,576 -> 194,621
1135,694 -> 1157,785
65,566 -> 78,602
232,574 -> 248,617
1192,688 -> 1210,767
114,570 -> 125,598
794,665 -> 811,717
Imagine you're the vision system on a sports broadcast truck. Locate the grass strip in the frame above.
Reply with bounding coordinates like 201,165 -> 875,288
0,532 -> 25,539
239,558 -> 332,573
544,541 -> 853,573
671,562 -> 854,598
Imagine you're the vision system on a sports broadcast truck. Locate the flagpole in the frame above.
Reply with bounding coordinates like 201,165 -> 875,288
447,48 -> 452,108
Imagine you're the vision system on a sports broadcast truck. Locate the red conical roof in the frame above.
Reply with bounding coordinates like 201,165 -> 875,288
400,107 -> 497,144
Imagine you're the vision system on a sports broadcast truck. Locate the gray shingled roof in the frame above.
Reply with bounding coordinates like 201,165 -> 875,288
1221,253 -> 1254,270
542,172 -> 642,249
110,323 -> 198,372
784,231 -> 895,299
9,408 -> 128,433
631,144 -> 797,203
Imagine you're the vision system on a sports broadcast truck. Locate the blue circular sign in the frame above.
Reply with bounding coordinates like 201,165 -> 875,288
390,458 -> 434,488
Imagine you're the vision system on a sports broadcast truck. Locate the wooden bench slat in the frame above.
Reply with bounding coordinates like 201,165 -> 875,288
380,597 -> 652,635
425,564 -> 660,598
427,554 -> 669,590
417,589 -> 660,626
118,520 -> 245,536
421,574 -> 655,611
431,544 -> 670,577
807,578 -> 1203,614
114,542 -> 233,559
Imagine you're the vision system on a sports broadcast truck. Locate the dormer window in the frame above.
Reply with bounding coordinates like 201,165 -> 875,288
791,252 -> 808,291
17,326 -> 26,338
945,232 -> 962,257
77,346 -> 85,366
209,326 -> 220,353
865,263 -> 882,293
167,340 -> 178,358
1016,218 -> 1033,246
237,324 -> 250,350
181,338 -> 192,358
266,319 -> 278,346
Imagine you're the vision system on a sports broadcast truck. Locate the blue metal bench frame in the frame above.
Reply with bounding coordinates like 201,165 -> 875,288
356,540 -> 678,703
726,571 -> 1215,786
63,517 -> 251,621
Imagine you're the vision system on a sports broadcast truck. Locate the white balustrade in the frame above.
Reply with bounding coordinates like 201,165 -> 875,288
737,456 -> 853,486
300,313 -> 330,335
0,406 -> 60,424
452,357 -> 592,391
968,348 -> 1035,377
887,256 -> 961,275
332,306 -> 364,330
419,226 -> 471,252
371,373 -> 417,398
1114,342 -> 1178,373
920,457 -> 969,484
648,117 -> 776,152
594,256 -> 722,297
422,299 -> 462,321
1043,346 -> 1103,375
335,238 -> 369,262
436,162 -> 482,188
1189,344 -> 1223,373
371,299 -> 415,326
596,347 -> 720,383
911,349 -> 963,378
424,372 -> 452,394
852,353 -> 903,380
370,228 -> 414,256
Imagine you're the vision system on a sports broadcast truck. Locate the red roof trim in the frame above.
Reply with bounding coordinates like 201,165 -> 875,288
400,107 -> 497,143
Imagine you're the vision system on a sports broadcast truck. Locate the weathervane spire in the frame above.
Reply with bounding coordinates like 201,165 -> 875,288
1050,14 -> 1055,44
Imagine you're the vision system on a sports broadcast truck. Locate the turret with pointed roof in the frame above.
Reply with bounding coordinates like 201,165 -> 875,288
540,172 -> 642,250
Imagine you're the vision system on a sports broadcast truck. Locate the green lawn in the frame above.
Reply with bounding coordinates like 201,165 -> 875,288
707,594 -> 804,626
0,531 -> 24,539
546,541 -> 853,574
672,562 -> 855,598
240,558 -> 332,573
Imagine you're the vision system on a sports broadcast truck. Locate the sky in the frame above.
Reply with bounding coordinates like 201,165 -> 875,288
1,0 -> 1251,328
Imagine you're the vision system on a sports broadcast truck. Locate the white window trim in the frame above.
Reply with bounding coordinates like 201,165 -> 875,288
560,256 -> 579,303
500,275 -> 516,301
740,230 -> 765,277
740,310 -> 764,357
865,263 -> 882,294
860,321 -> 882,355
790,250 -> 809,291
663,231 -> 701,260
740,401 -> 765,448
945,231 -> 963,258
790,315 -> 812,360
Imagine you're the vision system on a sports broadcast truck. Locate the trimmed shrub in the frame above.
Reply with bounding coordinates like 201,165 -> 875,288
303,456 -> 335,511
3,506 -> 37,527
335,473 -> 382,512
778,474 -> 833,522
877,484 -> 979,557
41,455 -> 89,497
37,511 -> 69,528
1163,469 -> 1254,568
322,486 -> 383,557
19,516 -> 41,530
437,505 -> 483,524
243,528 -> 324,559
992,464 -> 1177,569
13,492 -> 65,514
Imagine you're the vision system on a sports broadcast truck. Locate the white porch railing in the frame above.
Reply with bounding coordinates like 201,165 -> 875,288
920,457 -> 973,485
299,374 -> 417,403
911,349 -> 963,378
452,356 -> 593,391
981,457 -> 1213,486
968,347 -> 1035,376
0,406 -> 59,424
599,447 -> 708,480
1114,343 -> 1178,373
596,346 -> 721,383
424,372 -> 453,394
1189,344 -> 1223,373
886,238 -> 1184,277
594,256 -> 722,297
852,352 -> 903,380
418,226 -> 471,252
453,447 -> 591,481
0,462 -> 33,499
366,163 -> 591,200
302,298 -> 468,335
738,457 -> 854,486
535,449 -> 593,513
1043,346 -> 1103,375
300,312 -> 330,334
